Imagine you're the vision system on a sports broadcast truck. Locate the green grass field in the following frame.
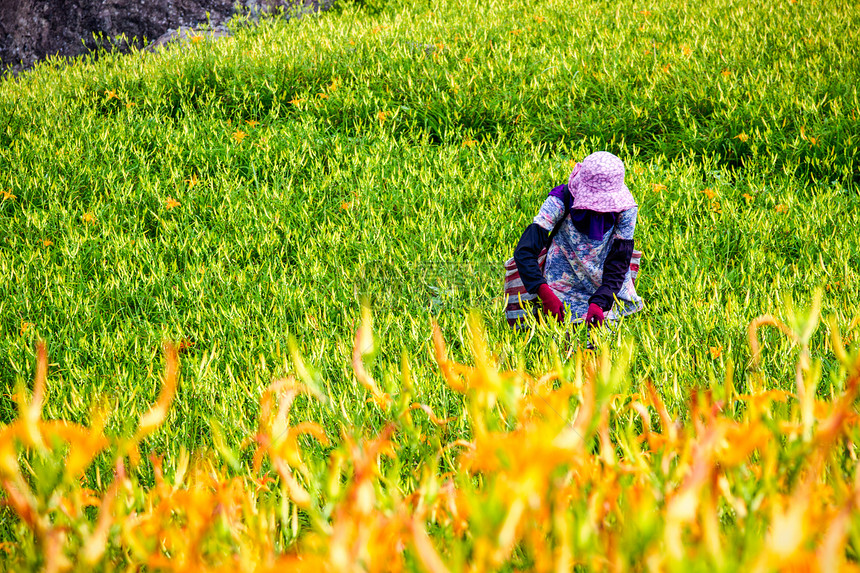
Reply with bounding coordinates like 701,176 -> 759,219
2,0 -> 860,568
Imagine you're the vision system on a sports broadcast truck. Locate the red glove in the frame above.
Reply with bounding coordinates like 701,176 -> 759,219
537,284 -> 564,323
585,303 -> 605,326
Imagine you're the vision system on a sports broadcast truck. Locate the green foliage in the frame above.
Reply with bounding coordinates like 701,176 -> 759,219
0,0 -> 859,551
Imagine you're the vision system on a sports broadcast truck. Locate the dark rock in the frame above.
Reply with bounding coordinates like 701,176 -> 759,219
0,0 -> 332,74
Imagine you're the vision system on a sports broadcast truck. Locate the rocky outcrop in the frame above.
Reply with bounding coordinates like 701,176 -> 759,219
0,0 -> 329,74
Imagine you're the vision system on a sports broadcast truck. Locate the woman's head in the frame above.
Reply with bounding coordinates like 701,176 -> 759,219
567,151 -> 637,213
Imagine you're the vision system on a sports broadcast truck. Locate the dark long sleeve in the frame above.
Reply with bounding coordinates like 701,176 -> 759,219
589,238 -> 634,311
513,223 -> 552,294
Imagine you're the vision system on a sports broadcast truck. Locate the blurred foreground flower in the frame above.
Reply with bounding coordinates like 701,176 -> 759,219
2,303 -> 860,572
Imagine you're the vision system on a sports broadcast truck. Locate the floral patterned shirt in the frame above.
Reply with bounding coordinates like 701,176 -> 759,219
533,196 -> 644,321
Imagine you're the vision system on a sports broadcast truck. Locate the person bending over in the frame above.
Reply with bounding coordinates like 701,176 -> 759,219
514,151 -> 644,326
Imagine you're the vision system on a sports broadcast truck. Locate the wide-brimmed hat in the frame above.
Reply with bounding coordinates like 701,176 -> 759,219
567,151 -> 637,213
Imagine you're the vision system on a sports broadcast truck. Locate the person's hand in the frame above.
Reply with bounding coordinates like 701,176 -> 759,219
585,303 -> 604,327
537,284 -> 564,323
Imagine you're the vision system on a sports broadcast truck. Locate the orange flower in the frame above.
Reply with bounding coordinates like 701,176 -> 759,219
510,29 -> 522,36
190,34 -> 203,44
288,98 -> 304,106
742,193 -> 754,203
341,201 -> 352,210
721,69 -> 731,78
1,189 -> 15,200
377,111 -> 389,124
105,90 -> 118,100
703,188 -> 716,200
165,197 -> 180,210
681,44 -> 692,57
19,322 -> 33,336
774,204 -> 788,213
534,16 -> 546,24
41,239 -> 53,247
463,56 -> 472,64
125,101 -> 136,109
709,346 -> 723,359
82,212 -> 96,224
735,132 -> 749,142
185,173 -> 198,188
462,139 -> 477,148
232,130 -> 247,143
652,183 -> 666,193
318,93 -> 329,99
246,120 -> 259,128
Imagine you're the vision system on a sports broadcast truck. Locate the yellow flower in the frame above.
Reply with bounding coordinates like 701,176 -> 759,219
735,132 -> 749,142
42,239 -> 53,247
82,212 -> 96,224
165,197 -> 180,210
232,130 -> 247,143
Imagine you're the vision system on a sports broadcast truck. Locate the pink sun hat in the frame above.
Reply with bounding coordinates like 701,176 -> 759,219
567,151 -> 637,213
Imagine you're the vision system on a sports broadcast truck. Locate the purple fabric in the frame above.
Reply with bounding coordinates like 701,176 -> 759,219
549,185 -> 618,240
567,152 -> 637,213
